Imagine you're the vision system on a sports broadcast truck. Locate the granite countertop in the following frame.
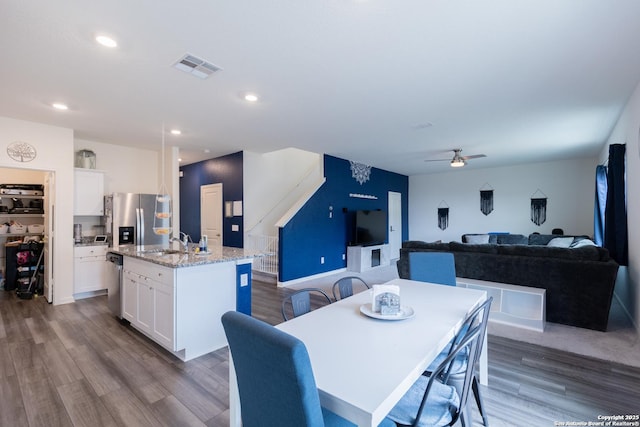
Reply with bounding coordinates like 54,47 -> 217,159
74,236 -> 109,247
109,244 -> 265,268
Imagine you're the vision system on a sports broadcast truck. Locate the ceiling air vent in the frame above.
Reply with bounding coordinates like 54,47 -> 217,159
173,54 -> 222,79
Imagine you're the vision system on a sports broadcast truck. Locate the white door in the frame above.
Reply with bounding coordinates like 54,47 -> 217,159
44,172 -> 55,303
388,191 -> 402,260
201,183 -> 223,247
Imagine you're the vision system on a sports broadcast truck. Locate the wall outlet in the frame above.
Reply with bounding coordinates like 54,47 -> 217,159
320,256 -> 325,264
342,253 -> 345,260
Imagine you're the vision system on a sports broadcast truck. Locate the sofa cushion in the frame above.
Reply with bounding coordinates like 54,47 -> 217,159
528,234 -> 557,245
571,238 -> 597,248
464,234 -> 490,244
547,237 -> 574,248
450,241 -> 499,254
402,241 -> 451,251
462,234 -> 497,244
495,244 -> 604,261
496,234 -> 528,245
529,233 -> 592,246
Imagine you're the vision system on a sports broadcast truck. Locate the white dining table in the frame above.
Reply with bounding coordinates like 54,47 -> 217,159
229,278 -> 488,427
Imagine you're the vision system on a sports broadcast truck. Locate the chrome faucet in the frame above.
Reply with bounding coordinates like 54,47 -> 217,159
171,231 -> 191,252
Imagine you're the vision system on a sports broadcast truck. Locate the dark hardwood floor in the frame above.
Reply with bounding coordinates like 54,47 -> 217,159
0,279 -> 638,427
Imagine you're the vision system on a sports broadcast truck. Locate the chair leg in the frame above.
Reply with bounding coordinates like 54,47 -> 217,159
458,410 -> 467,427
472,376 -> 489,426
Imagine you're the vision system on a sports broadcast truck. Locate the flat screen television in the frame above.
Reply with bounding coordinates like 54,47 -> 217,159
354,210 -> 387,246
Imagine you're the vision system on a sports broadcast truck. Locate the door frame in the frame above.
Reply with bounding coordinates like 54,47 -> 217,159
388,191 -> 402,260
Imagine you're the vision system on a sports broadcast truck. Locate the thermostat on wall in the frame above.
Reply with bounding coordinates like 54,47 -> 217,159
94,235 -> 107,243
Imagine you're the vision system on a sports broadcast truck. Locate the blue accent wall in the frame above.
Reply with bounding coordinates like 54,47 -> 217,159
179,151 -> 243,247
279,155 -> 409,282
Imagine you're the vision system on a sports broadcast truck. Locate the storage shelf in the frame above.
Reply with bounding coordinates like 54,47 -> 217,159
457,277 -> 546,332
1,233 -> 43,238
0,194 -> 43,199
0,214 -> 44,218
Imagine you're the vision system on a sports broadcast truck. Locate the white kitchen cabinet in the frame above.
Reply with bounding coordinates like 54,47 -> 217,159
122,257 -> 176,351
153,280 -> 175,349
74,245 -> 109,294
122,270 -> 137,322
74,169 -> 104,215
121,254 -> 239,361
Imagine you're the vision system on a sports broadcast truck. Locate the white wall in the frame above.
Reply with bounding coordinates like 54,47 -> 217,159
600,79 -> 640,333
0,118 -> 169,305
74,139 -> 159,194
243,148 -> 322,238
0,116 -> 75,305
409,158 -> 597,243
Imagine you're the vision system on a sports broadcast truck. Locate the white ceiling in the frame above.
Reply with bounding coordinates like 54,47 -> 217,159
2,1 -> 640,175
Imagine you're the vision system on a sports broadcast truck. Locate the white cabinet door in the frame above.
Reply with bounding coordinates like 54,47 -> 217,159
122,270 -> 138,323
123,257 -> 175,351
74,246 -> 109,293
74,169 -> 104,215
153,280 -> 175,350
137,278 -> 154,336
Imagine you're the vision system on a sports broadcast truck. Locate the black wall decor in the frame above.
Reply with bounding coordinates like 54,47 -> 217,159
530,189 -> 547,226
480,190 -> 493,215
437,200 -> 449,230
438,208 -> 449,230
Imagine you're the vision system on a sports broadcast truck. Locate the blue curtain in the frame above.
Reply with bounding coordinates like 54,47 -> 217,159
604,144 -> 628,265
594,165 -> 607,246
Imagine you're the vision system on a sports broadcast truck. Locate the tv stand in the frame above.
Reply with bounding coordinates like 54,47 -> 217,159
347,244 -> 390,273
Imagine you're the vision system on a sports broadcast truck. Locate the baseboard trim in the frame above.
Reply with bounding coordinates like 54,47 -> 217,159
277,268 -> 347,288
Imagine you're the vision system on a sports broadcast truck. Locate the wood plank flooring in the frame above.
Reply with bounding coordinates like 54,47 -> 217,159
1,280 -> 639,427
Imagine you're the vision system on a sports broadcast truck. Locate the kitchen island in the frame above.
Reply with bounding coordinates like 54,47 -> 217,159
110,245 -> 258,361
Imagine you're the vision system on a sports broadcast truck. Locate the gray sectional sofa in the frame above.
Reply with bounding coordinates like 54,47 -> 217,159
397,234 -> 619,331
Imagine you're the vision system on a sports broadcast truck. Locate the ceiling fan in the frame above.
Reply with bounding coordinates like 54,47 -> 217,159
424,149 -> 487,168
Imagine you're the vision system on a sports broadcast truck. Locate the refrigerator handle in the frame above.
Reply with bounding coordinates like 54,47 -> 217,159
137,208 -> 143,247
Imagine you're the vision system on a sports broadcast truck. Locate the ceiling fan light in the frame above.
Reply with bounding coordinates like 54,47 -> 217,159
450,159 -> 465,167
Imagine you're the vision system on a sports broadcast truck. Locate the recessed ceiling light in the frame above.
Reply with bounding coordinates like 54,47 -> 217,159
170,129 -> 181,135
52,103 -> 68,110
96,35 -> 117,48
244,93 -> 259,102
204,149 -> 210,153
178,158 -> 182,162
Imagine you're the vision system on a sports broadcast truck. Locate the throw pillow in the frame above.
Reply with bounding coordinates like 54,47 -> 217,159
570,238 -> 597,248
465,234 -> 490,244
547,237 -> 574,248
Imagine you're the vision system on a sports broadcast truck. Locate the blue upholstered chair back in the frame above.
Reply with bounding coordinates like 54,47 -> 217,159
221,311 -> 326,427
408,252 -> 457,286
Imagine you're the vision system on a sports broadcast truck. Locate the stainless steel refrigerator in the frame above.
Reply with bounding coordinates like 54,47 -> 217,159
105,193 -> 170,248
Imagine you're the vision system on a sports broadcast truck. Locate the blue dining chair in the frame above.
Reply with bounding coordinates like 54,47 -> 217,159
425,297 -> 493,426
408,252 -> 457,286
332,276 -> 370,301
384,324 -> 482,427
222,311 -> 396,427
281,288 -> 333,321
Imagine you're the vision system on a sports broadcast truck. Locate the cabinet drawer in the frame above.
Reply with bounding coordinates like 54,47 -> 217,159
74,245 -> 108,258
124,257 -> 174,286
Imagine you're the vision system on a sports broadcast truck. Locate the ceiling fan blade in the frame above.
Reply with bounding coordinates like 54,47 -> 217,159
424,158 -> 450,162
461,154 -> 486,160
